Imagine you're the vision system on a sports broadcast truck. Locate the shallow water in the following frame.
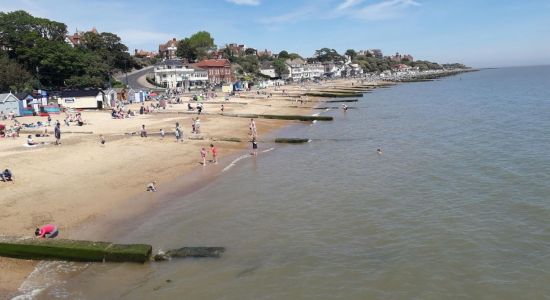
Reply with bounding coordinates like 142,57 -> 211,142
26,66 -> 550,299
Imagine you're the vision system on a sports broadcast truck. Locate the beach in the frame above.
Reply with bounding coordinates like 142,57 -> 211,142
0,78 -> 377,297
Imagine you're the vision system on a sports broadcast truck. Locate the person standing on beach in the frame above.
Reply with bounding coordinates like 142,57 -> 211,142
252,137 -> 258,156
140,125 -> 147,137
99,134 -> 105,146
175,122 -> 182,142
195,118 -> 201,134
249,119 -> 257,137
54,123 -> 61,145
160,128 -> 165,139
200,147 -> 207,165
210,144 -> 217,164
221,104 -> 224,113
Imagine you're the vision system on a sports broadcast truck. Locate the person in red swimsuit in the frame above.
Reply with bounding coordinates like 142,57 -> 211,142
35,224 -> 59,238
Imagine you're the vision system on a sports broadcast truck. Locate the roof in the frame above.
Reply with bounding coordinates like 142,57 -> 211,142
195,59 -> 231,68
0,93 -> 18,103
14,92 -> 32,100
156,59 -> 184,67
60,89 -> 103,98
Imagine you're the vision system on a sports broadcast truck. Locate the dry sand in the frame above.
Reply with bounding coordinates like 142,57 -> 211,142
0,79 -> 374,297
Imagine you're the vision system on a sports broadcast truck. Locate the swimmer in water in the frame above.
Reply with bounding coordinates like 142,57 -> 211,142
377,148 -> 382,155
342,104 -> 348,111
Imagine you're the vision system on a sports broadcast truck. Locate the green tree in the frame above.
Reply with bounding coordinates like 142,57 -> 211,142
0,53 -> 35,92
345,49 -> 357,60
314,48 -> 342,62
245,48 -> 256,55
278,50 -> 290,59
272,58 -> 288,77
176,31 -> 215,62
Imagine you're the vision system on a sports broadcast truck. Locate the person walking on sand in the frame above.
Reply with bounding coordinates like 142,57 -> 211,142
195,117 -> 201,134
249,119 -> 257,137
220,104 -> 224,113
54,123 -> 61,145
200,147 -> 207,165
210,144 -> 217,164
160,128 -> 165,139
175,122 -> 182,142
252,137 -> 258,156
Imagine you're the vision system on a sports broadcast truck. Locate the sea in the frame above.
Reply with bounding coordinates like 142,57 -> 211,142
14,66 -> 550,300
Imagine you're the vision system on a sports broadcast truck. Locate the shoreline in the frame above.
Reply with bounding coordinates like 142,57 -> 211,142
0,72 -> 465,298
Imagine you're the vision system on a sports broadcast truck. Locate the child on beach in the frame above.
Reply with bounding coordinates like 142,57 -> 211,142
35,224 -> 58,238
252,137 -> 258,156
140,124 -> 147,137
210,144 -> 217,164
99,134 -> 105,145
221,104 -> 224,113
249,119 -> 257,137
147,181 -> 157,192
160,129 -> 165,139
200,147 -> 207,165
175,122 -> 182,142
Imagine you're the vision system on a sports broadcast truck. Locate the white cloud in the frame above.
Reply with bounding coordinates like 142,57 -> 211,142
353,0 -> 421,21
226,0 -> 260,5
337,0 -> 364,10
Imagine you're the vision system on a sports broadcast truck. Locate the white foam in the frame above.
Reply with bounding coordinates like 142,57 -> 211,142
222,154 -> 250,172
261,147 -> 275,153
13,261 -> 89,300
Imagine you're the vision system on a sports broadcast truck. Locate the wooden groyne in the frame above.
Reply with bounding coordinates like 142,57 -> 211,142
222,113 -> 333,121
304,92 -> 364,98
0,236 -> 152,263
274,138 -> 310,144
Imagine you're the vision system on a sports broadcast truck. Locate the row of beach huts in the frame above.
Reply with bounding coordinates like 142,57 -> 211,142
0,88 -> 151,117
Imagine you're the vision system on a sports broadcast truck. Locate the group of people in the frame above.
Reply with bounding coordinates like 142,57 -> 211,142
200,144 -> 218,165
111,108 -> 135,119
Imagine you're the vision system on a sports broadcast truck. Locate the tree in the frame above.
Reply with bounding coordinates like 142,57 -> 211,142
314,48 -> 343,62
0,53 -> 34,92
288,53 -> 303,60
245,48 -> 256,56
278,50 -> 290,59
345,49 -> 357,60
177,31 -> 215,62
272,58 -> 288,77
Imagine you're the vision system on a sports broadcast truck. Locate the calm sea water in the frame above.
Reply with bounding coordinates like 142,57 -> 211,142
23,66 -> 550,299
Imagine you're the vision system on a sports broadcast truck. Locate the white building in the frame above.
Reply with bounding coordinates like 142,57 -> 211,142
284,58 -> 324,81
154,60 -> 208,89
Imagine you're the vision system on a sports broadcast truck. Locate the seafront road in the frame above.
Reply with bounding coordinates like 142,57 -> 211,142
114,65 -> 158,90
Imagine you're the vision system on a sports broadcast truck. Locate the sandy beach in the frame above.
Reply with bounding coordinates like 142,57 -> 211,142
0,79 -> 379,297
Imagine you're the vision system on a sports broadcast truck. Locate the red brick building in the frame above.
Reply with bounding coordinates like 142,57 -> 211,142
194,59 -> 233,84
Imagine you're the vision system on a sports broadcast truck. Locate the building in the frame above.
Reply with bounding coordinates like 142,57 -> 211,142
65,27 -> 98,47
259,62 -> 277,79
302,62 -> 324,79
59,90 -> 105,109
0,93 -> 22,117
194,59 -> 233,84
134,49 -> 158,58
364,49 -> 383,59
389,52 -> 414,63
257,49 -> 273,58
159,38 -> 178,60
284,58 -> 323,81
154,60 -> 208,88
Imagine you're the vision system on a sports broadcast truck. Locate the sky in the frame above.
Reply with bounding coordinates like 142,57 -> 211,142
1,0 -> 550,67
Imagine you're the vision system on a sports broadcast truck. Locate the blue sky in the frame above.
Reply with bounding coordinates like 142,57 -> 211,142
1,0 -> 549,67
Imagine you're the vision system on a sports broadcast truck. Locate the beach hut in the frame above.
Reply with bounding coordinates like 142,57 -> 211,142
0,93 -> 22,117
60,90 -> 105,109
128,89 -> 147,103
14,93 -> 34,116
